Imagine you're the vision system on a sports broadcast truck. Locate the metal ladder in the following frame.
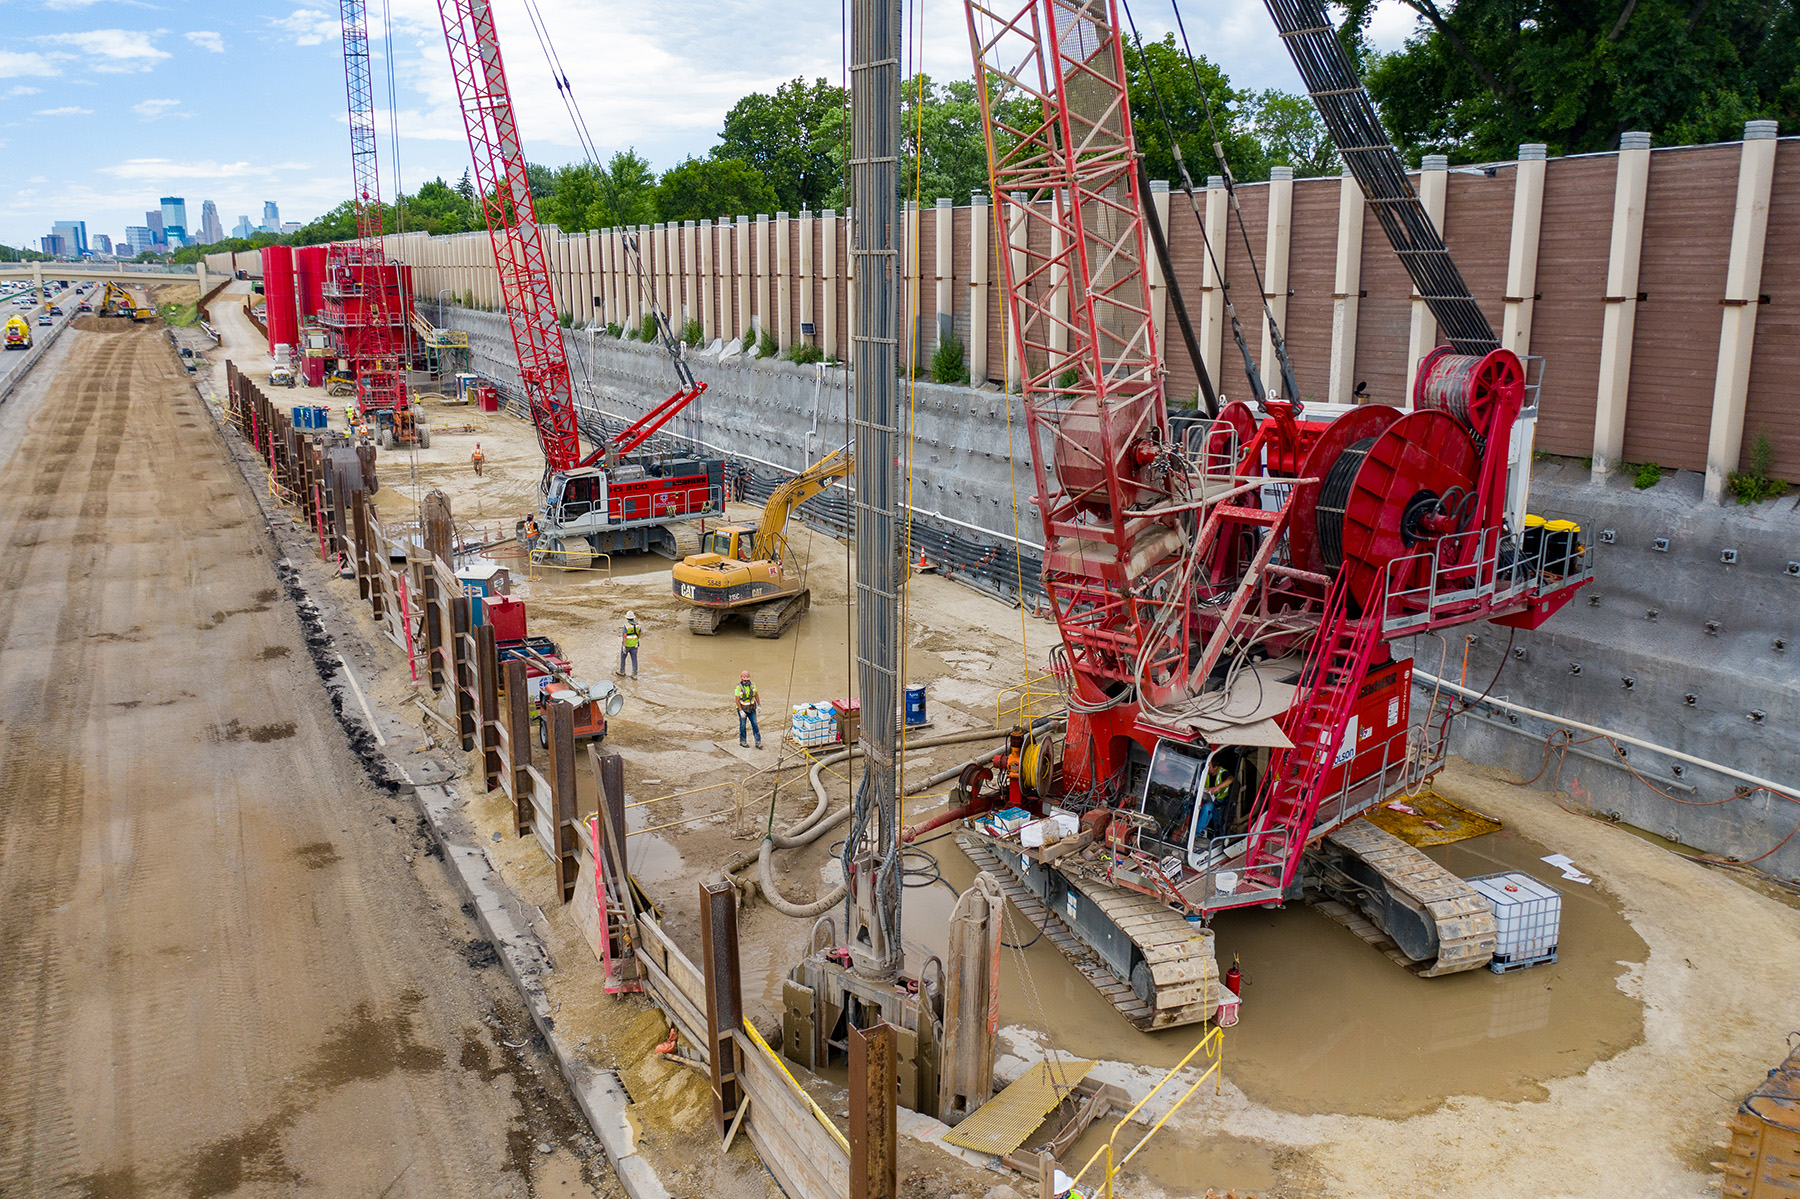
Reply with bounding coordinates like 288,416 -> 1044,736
1261,0 -> 1499,356
1237,574 -> 1383,893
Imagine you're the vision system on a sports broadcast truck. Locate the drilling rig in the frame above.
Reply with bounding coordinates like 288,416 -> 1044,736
943,0 -> 1591,1029
329,0 -> 421,450
431,0 -> 725,563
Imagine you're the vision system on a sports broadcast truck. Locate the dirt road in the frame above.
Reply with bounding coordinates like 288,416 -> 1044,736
0,323 -> 607,1196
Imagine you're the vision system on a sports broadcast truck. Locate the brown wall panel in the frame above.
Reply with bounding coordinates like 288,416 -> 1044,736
1218,185 -> 1271,404
1162,185 -> 1214,403
1283,178 -> 1338,404
1441,169 -> 1513,334
1528,155 -> 1614,456
1740,140 -> 1800,479
1351,200 -> 1413,407
1621,144 -> 1738,470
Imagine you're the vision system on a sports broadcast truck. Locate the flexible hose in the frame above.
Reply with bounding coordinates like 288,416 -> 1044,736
734,726 -> 1023,917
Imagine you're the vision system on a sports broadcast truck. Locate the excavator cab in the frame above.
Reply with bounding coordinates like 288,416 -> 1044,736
701,525 -> 756,561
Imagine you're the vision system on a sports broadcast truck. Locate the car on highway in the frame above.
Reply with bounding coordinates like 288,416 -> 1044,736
37,316 -> 52,326
48,305 -> 62,315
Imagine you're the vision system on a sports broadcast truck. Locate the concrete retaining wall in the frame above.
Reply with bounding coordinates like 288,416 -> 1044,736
446,305 -> 1045,555
1437,463 -> 1800,878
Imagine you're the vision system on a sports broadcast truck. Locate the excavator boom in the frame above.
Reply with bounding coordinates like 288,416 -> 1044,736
750,447 -> 853,560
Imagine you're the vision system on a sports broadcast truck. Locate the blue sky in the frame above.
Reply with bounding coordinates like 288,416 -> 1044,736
0,0 -> 1418,251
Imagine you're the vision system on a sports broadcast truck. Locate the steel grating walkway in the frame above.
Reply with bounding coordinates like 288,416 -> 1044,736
941,1058 -> 1096,1157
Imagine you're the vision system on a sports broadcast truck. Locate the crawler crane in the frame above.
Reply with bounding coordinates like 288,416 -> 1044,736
430,0 -> 725,563
950,0 -> 1591,1028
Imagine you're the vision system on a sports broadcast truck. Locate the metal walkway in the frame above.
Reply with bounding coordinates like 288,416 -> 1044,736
941,1058 -> 1095,1157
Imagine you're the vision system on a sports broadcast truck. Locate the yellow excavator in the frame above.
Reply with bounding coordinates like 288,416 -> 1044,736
671,446 -> 852,638
101,282 -> 136,318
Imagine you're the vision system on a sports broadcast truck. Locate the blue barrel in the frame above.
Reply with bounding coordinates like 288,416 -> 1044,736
904,685 -> 928,727
291,405 -> 306,427
310,405 -> 328,428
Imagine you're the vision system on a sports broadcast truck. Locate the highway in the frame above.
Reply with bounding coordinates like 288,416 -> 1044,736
0,276 -> 92,388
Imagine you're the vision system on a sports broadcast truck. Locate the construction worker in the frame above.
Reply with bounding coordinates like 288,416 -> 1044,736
735,671 -> 761,749
471,442 -> 485,476
343,403 -> 356,427
618,610 -> 641,678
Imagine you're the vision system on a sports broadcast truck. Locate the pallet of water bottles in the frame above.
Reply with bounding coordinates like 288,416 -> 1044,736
788,702 -> 838,748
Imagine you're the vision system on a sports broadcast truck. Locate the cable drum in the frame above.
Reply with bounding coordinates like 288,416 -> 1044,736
1315,438 -> 1375,568
1412,346 -> 1526,434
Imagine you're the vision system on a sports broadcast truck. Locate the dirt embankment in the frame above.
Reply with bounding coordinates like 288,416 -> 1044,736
0,322 -> 613,1197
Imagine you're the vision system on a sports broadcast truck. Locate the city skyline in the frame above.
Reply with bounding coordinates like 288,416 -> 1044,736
21,192 -> 312,258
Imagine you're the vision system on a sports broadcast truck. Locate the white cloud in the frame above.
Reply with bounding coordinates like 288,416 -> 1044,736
185,30 -> 225,53
39,29 -> 170,74
36,105 -> 93,116
132,97 -> 182,118
0,50 -> 61,78
99,157 -> 309,181
271,8 -> 339,47
8,86 -> 43,96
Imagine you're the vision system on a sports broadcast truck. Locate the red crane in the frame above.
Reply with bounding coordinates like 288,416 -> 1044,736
429,0 -> 719,561
952,0 -> 1591,1027
332,0 -> 407,418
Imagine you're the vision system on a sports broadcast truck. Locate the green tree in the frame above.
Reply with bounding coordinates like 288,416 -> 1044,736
525,161 -> 558,209
1121,34 -> 1273,185
655,156 -> 779,223
1343,0 -> 1799,163
718,77 -> 848,212
1245,89 -> 1339,177
901,76 -> 1039,202
406,176 -> 477,234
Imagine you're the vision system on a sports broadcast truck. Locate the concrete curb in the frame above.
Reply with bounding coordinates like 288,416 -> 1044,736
195,356 -> 673,1199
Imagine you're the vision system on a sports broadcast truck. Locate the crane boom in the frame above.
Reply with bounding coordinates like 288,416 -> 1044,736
433,0 -> 581,471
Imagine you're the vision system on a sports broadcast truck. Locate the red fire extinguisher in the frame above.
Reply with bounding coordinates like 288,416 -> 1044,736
1225,955 -> 1242,996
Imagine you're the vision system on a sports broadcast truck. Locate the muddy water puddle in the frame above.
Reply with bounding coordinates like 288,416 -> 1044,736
900,823 -> 1645,1119
1062,1120 -> 1282,1198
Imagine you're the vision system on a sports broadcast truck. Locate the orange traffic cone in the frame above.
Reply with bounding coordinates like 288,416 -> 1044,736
914,548 -> 932,573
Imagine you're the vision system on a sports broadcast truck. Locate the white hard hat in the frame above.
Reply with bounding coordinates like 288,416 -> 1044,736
626,610 -> 637,619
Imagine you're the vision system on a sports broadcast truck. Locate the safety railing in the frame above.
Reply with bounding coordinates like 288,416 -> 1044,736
1069,1025 -> 1225,1198
525,544 -> 612,576
1186,832 -> 1286,910
622,780 -> 741,839
1178,417 -> 1246,482
1378,517 -> 1593,636
995,672 -> 1063,729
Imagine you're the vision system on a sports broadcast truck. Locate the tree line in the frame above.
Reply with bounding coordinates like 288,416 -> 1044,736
158,2 -> 1794,267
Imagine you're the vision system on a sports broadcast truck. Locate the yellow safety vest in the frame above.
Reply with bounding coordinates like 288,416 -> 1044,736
736,683 -> 757,710
623,621 -> 640,648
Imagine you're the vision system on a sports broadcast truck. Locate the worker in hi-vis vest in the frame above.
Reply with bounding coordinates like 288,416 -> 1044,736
736,672 -> 761,749
471,442 -> 485,476
618,611 -> 640,678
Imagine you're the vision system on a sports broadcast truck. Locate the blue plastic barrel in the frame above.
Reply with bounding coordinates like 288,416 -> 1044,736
904,685 -> 927,726
311,406 -> 328,428
291,405 -> 306,427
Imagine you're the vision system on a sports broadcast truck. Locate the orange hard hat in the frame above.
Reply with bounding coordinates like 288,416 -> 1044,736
740,671 -> 751,682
